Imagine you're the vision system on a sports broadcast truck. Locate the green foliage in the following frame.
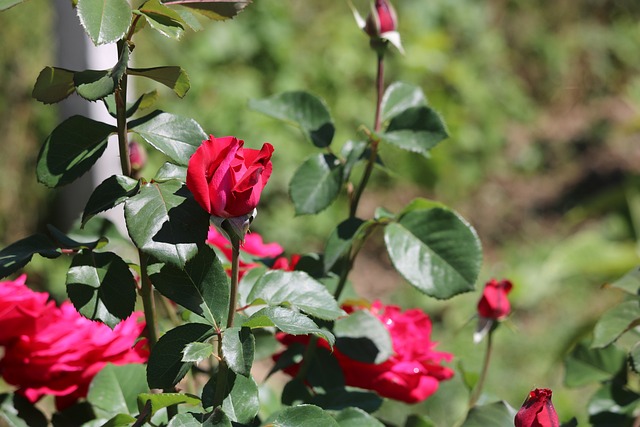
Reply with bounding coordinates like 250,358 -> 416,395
163,0 -> 252,21
82,175 -> 140,226
221,374 -> 259,423
243,306 -> 335,346
460,401 -> 516,427
87,364 -> 148,421
564,342 -> 626,388
267,405 -> 340,427
137,0 -> 186,40
76,0 -> 132,46
333,309 -> 392,364
128,66 -> 190,98
289,154 -> 344,215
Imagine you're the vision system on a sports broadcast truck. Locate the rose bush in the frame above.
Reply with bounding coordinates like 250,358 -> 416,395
0,276 -> 148,409
514,388 -> 560,427
187,135 -> 274,218
276,301 -> 454,403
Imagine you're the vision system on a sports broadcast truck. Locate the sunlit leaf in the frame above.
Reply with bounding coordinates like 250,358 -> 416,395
88,364 -> 148,420
129,66 -> 190,98
32,67 -> 75,104
76,0 -> 132,45
290,154 -> 343,215
163,0 -> 252,21
82,175 -> 141,226
138,0 -> 185,39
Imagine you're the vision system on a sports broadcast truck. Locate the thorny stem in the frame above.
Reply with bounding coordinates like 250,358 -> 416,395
469,328 -> 494,407
115,40 -> 131,178
212,233 -> 241,409
349,51 -> 385,218
138,251 -> 158,348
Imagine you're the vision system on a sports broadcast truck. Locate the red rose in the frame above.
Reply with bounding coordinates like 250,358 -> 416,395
275,301 -> 454,403
272,254 -> 300,271
365,0 -> 398,38
477,278 -> 513,320
515,388 -> 560,427
0,274 -> 53,346
0,298 -> 148,409
186,135 -> 274,218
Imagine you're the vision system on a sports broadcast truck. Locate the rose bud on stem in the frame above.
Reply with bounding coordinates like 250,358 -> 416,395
515,388 -> 560,427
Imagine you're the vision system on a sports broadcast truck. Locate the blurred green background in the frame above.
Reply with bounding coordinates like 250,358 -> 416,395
2,0 -> 640,424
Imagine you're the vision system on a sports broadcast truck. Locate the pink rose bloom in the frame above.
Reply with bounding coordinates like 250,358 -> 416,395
477,278 -> 513,320
186,135 -> 274,218
276,301 -> 454,403
207,226 -> 294,278
0,274 -> 53,346
0,300 -> 148,409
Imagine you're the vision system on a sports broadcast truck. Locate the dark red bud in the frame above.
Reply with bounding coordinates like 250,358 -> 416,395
364,0 -> 397,38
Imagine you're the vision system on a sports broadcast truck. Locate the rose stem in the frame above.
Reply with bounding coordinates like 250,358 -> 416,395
212,232 -> 241,409
469,327 -> 494,407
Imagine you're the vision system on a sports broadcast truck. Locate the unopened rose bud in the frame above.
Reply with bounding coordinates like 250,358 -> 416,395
515,388 -> 560,427
129,141 -> 146,176
364,0 -> 398,38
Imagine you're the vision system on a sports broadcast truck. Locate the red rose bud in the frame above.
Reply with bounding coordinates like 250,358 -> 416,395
187,135 -> 274,218
515,388 -> 560,427
477,278 -> 513,320
365,0 -> 398,38
129,141 -> 146,175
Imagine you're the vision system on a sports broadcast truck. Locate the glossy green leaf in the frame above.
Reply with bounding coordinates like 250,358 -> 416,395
592,299 -> 640,348
588,382 -> 640,425
564,341 -> 626,387
222,374 -> 259,424
75,45 -> 129,101
249,91 -> 335,148
334,407 -> 384,427
98,414 -> 137,427
129,66 -> 190,98
149,244 -> 229,326
0,0 -> 25,10
243,306 -> 335,346
32,67 -> 75,104
0,234 -> 60,279
167,413 -> 202,427
66,251 -> 136,328
381,82 -> 427,123
247,270 -> 344,320
341,140 -> 367,181
137,393 -> 200,416
182,342 -> 214,363
138,0 -> 185,39
268,405 -> 339,427
380,106 -> 448,157
82,175 -> 140,226
37,115 -> 115,188
289,154 -> 343,215
173,7 -> 204,31
334,310 -> 392,364
163,0 -> 252,21
0,393 -> 47,427
129,110 -> 206,165
323,217 -> 368,273
46,224 -> 108,250
124,180 -> 209,269
104,90 -> 159,118
609,266 -> 640,295
384,207 -> 482,299
76,0 -> 132,45
87,364 -> 148,420
147,323 -> 215,389
154,162 -> 187,182
461,401 -> 516,427
222,327 -> 254,377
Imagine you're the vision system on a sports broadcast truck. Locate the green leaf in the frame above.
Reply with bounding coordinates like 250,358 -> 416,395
163,0 -> 252,21
222,327 -> 254,377
0,393 -> 47,427
341,140 -> 367,181
37,115 -> 115,188
147,323 -> 215,389
32,67 -> 75,104
0,234 -> 60,279
333,407 -> 385,427
334,310 -> 392,364
323,218 -> 369,273
588,382 -> 640,424
137,393 -> 201,416
405,414 -> 436,427
381,82 -> 427,123
129,66 -> 190,98
609,266 -> 640,294
384,207 -> 482,299
82,175 -> 140,226
104,91 -> 159,118
98,414 -> 137,427
129,110 -> 206,166
76,44 -> 129,102
138,0 -> 185,39
564,341 -> 627,387
243,306 -> 335,346
0,0 -> 25,10
592,299 -> 640,348
289,154 -> 344,215
154,162 -> 187,182
167,413 -> 202,427
66,251 -> 137,328
87,364 -> 148,419
149,244 -> 229,326
46,224 -> 108,250
249,91 -> 334,148
76,0 -> 132,45
380,106 -> 448,157
630,341 -> 640,373
247,270 -> 344,320
311,389 -> 382,414
182,342 -> 214,363
125,180 -> 209,269
222,374 -> 259,424
268,405 -> 339,427
461,401 -> 517,427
